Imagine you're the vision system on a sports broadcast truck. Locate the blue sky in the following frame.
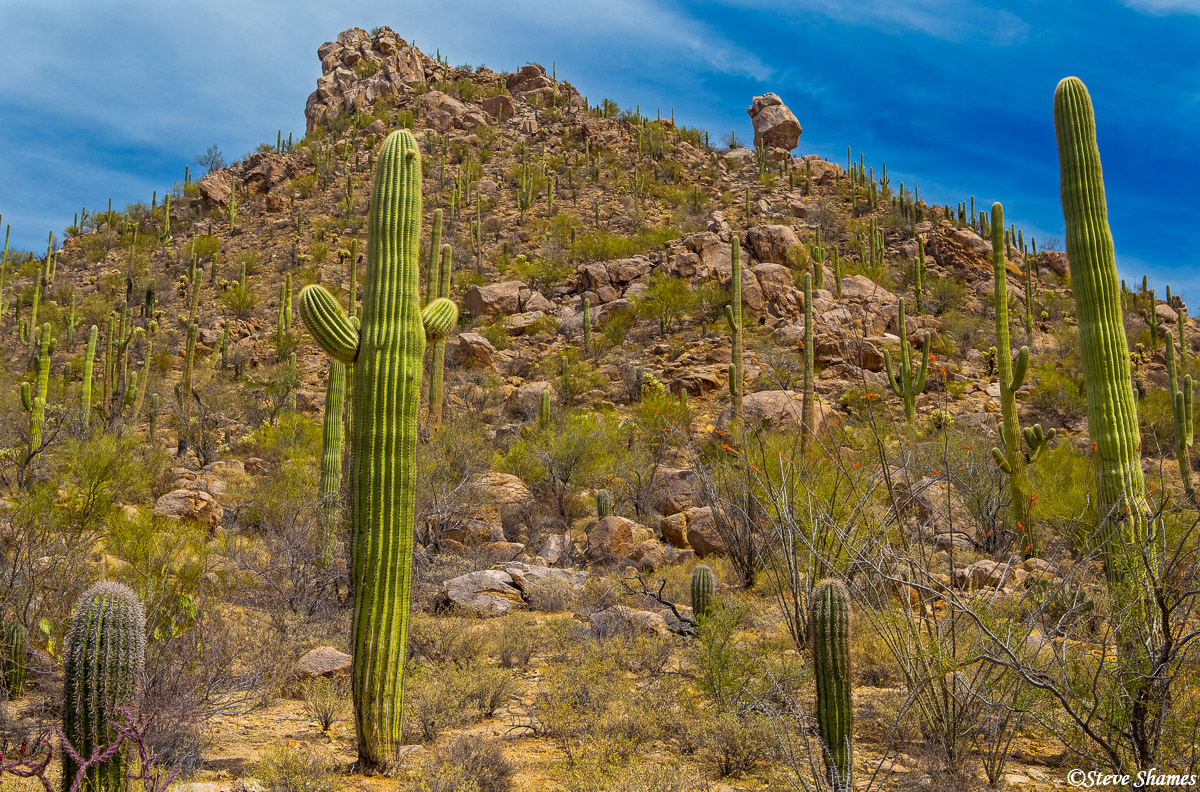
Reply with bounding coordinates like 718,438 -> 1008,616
1,0 -> 1197,295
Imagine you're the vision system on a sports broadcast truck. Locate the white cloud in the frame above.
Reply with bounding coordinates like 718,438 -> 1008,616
1123,0 -> 1200,14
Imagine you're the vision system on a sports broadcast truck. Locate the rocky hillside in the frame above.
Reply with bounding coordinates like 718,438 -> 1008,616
0,24 -> 1194,792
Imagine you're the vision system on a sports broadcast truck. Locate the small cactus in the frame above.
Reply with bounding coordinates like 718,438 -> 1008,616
691,564 -> 715,617
2,624 -> 26,699
62,581 -> 146,792
812,579 -> 852,792
597,489 -> 610,519
882,298 -> 929,424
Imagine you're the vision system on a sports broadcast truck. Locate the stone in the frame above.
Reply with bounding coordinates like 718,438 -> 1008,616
746,93 -> 802,150
653,467 -> 701,516
716,390 -> 832,436
440,569 -> 526,616
456,332 -> 498,367
505,381 -> 554,418
629,539 -> 666,570
587,516 -> 639,559
293,646 -> 351,679
154,489 -> 223,529
588,606 -> 668,638
839,275 -> 896,302
660,512 -> 689,548
536,533 -> 574,566
197,170 -> 234,209
684,507 -> 725,556
897,478 -> 980,549
465,280 -> 527,319
482,95 -> 515,121
746,224 -> 801,265
482,541 -> 529,565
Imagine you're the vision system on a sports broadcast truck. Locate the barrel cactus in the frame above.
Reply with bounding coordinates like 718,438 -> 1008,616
62,581 -> 146,792
691,564 -> 715,617
298,129 -> 456,768
812,578 -> 852,792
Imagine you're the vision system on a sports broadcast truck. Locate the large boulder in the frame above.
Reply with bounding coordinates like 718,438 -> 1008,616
505,381 -> 554,418
439,563 -> 587,616
684,507 -> 726,557
456,332 -> 498,367
747,93 -> 802,151
588,606 -> 669,638
154,489 -> 223,529
716,390 -> 833,436
746,224 -> 801,265
466,280 -> 526,319
482,94 -> 516,121
587,516 -> 639,559
293,646 -> 352,679
653,467 -> 701,516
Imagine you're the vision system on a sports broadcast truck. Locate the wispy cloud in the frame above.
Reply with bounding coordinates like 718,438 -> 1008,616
1123,0 -> 1200,15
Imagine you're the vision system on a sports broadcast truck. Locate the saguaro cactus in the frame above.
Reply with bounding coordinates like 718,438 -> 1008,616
812,578 -> 852,792
82,325 -> 97,429
428,244 -> 453,430
883,298 -> 929,424
22,323 -> 51,453
727,237 -> 744,419
802,271 -> 816,451
2,624 -> 25,699
62,581 -> 146,792
582,297 -> 592,353
1166,328 -> 1193,499
988,203 -> 1055,557
691,564 -> 715,617
298,130 -> 456,768
596,489 -> 610,519
1054,77 -> 1155,592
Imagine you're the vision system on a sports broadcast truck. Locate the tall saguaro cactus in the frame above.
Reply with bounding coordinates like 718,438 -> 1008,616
883,298 -> 929,424
727,237 -> 744,419
22,324 -> 52,454
299,130 -> 456,768
1054,77 -> 1156,603
988,203 -> 1055,556
812,579 -> 852,792
62,581 -> 146,792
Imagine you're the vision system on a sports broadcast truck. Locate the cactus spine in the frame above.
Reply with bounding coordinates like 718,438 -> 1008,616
691,564 -> 715,617
1054,77 -> 1155,598
62,581 -> 146,792
2,624 -> 26,699
812,579 -> 852,792
882,297 -> 929,424
802,271 -> 816,451
428,244 -> 452,430
298,130 -> 456,768
988,203 -> 1054,557
727,237 -> 744,419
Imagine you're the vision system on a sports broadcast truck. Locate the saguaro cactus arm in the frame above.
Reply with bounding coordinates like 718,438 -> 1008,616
300,285 -> 360,364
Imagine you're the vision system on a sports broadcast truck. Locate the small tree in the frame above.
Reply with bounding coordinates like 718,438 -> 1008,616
193,144 -> 226,174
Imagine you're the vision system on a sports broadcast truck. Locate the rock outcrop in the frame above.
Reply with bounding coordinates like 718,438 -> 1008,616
747,93 -> 802,151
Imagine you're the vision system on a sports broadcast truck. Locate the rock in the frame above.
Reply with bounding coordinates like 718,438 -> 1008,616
587,516 -> 639,559
505,381 -> 554,418
293,646 -> 351,679
588,606 -> 668,638
456,332 -> 498,367
505,64 -> 555,98
896,478 -> 980,549
746,224 -> 801,265
1156,302 -> 1179,326
501,561 -> 587,588
660,513 -> 690,548
717,390 -> 833,435
653,467 -> 701,516
746,93 -> 802,151
197,169 -> 234,209
839,275 -> 896,302
440,569 -> 526,616
504,310 -> 547,335
536,533 -> 574,566
465,280 -> 527,319
684,507 -> 725,556
154,489 -> 224,528
482,541 -> 529,564
482,95 -> 515,121
629,539 -> 666,570
362,119 -> 387,137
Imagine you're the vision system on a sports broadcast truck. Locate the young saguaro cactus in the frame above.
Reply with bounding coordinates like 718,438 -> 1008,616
596,489 -> 611,519
1054,77 -> 1155,590
1166,328 -> 1193,499
988,203 -> 1055,557
82,325 -> 97,429
691,563 -> 715,617
428,244 -> 453,430
582,297 -> 592,353
802,271 -> 816,451
882,298 -> 929,424
298,130 -> 456,769
2,623 -> 26,699
62,581 -> 146,792
22,323 -> 52,453
812,578 -> 852,792
913,242 -> 926,315
727,237 -> 744,419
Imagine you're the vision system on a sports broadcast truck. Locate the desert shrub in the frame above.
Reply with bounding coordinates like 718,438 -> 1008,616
495,612 -> 540,669
558,757 -> 708,792
408,614 -> 488,668
290,174 -> 318,197
1027,361 -> 1087,425
937,309 -> 990,354
253,745 -> 336,792
925,273 -> 968,315
699,710 -> 779,777
300,676 -> 350,732
220,279 -> 257,317
525,576 -> 579,613
403,661 -> 518,742
415,414 -> 491,548
635,271 -> 698,335
570,226 -> 678,262
183,235 -> 220,263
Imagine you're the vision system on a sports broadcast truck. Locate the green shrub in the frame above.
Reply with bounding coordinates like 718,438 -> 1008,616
253,745 -> 335,792
300,676 -> 350,732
